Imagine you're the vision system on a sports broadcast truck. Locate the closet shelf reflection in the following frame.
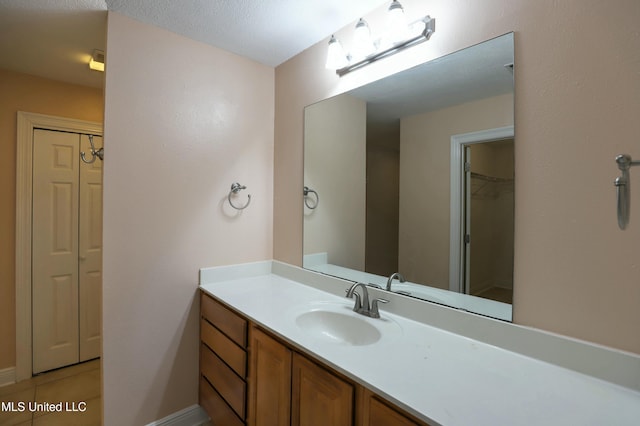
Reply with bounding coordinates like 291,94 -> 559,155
470,172 -> 514,199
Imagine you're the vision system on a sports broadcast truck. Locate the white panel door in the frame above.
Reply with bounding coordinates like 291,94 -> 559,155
32,130 -> 102,374
32,129 -> 80,373
79,134 -> 102,362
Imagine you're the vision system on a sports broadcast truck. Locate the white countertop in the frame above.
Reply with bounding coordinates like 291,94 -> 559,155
199,269 -> 640,426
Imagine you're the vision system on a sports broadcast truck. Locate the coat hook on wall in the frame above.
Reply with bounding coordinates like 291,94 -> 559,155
614,154 -> 640,230
303,186 -> 319,209
228,182 -> 251,210
80,134 -> 104,164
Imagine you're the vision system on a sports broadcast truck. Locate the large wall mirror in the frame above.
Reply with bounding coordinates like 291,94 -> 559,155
303,33 -> 515,321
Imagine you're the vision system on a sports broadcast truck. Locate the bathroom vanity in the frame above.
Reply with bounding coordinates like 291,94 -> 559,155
199,291 -> 427,425
198,261 -> 640,426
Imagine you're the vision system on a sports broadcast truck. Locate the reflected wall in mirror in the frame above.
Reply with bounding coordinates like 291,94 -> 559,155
303,33 -> 514,321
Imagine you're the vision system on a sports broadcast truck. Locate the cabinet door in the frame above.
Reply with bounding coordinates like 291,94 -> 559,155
358,388 -> 427,426
292,353 -> 354,426
248,327 -> 292,426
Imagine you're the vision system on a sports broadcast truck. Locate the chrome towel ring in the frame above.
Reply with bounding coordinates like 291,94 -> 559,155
303,186 -> 319,209
228,182 -> 251,210
615,154 -> 640,230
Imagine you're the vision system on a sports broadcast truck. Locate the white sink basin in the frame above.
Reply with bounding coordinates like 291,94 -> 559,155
296,310 -> 381,346
293,302 -> 401,347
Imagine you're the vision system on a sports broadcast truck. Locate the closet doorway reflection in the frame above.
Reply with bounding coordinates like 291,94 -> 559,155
461,138 -> 514,303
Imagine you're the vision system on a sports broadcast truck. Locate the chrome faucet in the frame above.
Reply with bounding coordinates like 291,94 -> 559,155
386,272 -> 405,291
345,282 -> 388,318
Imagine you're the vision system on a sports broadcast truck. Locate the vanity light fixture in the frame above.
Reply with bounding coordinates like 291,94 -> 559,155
325,1 -> 435,77
89,49 -> 105,72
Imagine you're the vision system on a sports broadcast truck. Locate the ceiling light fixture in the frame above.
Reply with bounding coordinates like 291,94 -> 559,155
325,1 -> 435,77
89,49 -> 105,72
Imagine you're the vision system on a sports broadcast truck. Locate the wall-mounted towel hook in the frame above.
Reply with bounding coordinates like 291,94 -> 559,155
303,186 -> 319,209
80,134 -> 104,164
228,182 -> 251,210
614,154 -> 640,230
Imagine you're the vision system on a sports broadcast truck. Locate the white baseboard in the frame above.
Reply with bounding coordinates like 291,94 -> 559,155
146,404 -> 209,426
0,367 -> 16,388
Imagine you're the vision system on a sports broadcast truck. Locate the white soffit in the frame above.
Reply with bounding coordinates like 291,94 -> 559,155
105,0 -> 388,67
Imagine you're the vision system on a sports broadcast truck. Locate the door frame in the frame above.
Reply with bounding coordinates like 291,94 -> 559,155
448,125 -> 514,293
15,111 -> 102,381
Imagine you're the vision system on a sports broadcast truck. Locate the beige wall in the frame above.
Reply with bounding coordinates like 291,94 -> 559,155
274,0 -> 640,354
0,68 -> 103,370
304,94 -> 366,269
399,93 -> 513,288
103,12 -> 274,425
366,120 -> 400,276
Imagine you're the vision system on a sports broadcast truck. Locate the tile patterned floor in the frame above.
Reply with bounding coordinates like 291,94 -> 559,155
0,359 -> 101,426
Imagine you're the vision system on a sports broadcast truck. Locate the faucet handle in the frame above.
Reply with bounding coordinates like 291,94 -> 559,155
345,287 -> 362,312
369,298 -> 389,318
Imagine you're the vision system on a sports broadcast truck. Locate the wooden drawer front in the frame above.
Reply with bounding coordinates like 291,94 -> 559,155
201,292 -> 247,348
201,318 -> 247,377
201,344 -> 246,420
199,376 -> 244,426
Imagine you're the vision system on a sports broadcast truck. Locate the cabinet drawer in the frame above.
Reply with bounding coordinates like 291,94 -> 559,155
201,344 -> 246,420
199,376 -> 244,426
201,318 -> 247,377
201,292 -> 247,348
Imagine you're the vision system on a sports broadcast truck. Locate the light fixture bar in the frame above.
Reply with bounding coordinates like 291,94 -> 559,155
336,16 -> 435,77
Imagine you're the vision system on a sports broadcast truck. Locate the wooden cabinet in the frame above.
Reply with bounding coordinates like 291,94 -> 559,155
358,388 -> 427,426
292,352 -> 354,426
200,292 -> 248,425
247,326 -> 292,426
248,326 -> 354,426
199,290 -> 430,426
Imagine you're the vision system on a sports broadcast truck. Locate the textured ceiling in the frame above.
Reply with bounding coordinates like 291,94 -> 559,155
0,0 -> 388,88
351,34 -> 514,124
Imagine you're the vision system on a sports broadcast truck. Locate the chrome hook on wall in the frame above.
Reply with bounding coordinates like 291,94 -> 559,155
80,134 -> 104,164
228,182 -> 251,210
614,154 -> 640,230
303,186 -> 319,209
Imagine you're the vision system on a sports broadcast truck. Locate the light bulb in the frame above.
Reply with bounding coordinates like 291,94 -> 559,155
387,0 -> 408,44
325,35 -> 349,70
352,18 -> 375,60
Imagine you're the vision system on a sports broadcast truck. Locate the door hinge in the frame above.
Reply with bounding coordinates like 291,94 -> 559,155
464,234 -> 470,244
464,162 -> 471,172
